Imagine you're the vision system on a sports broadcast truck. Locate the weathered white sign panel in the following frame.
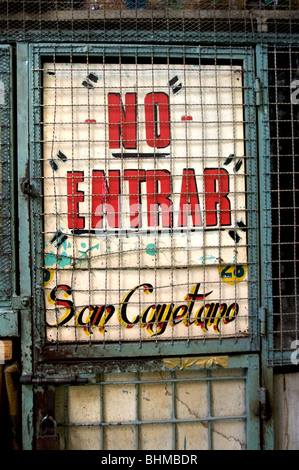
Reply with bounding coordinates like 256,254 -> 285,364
43,62 -> 249,342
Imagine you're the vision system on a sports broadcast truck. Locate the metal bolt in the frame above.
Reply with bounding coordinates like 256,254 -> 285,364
21,297 -> 30,307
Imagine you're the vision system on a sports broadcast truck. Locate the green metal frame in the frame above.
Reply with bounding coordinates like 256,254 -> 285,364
24,43 -> 260,362
255,43 -> 273,450
17,43 -> 34,451
257,43 -> 299,368
34,353 -> 261,450
0,45 -> 18,336
15,39 -> 281,450
1,6 -> 297,452
255,44 -> 273,364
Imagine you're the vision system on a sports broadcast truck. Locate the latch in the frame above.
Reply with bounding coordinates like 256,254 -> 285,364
20,374 -> 88,385
21,178 -> 38,197
36,415 -> 60,450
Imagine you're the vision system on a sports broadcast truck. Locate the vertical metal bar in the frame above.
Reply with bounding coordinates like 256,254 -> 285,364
207,370 -> 212,450
245,355 -> 261,450
289,46 -> 298,351
255,43 -> 273,354
244,48 -> 259,345
0,45 -> 17,321
17,42 -> 34,451
64,386 -> 69,450
255,43 -> 274,451
171,371 -> 176,450
136,371 -> 140,450
31,44 -> 44,354
273,46 -> 283,359
99,373 -> 104,450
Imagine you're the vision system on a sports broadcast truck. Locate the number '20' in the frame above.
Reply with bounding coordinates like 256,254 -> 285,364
221,265 -> 245,279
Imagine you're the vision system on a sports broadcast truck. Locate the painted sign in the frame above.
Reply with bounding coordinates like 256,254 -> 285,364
43,61 -> 249,342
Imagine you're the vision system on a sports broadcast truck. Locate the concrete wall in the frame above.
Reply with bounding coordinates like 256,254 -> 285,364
274,372 -> 299,450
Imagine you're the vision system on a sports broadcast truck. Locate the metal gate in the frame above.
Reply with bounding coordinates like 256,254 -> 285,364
0,0 -> 299,452
18,41 -> 262,450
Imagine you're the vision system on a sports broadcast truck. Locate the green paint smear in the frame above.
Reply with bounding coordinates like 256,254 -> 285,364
45,251 -> 72,268
45,252 -> 56,267
45,242 -> 100,269
59,251 -> 73,268
146,243 -> 156,256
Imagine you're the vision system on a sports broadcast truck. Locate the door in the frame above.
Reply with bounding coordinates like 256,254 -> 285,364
18,42 -> 263,450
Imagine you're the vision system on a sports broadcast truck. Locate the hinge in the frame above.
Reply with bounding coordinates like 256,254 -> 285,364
20,374 -> 88,385
254,77 -> 262,106
257,387 -> 271,421
259,306 -> 267,335
12,295 -> 31,310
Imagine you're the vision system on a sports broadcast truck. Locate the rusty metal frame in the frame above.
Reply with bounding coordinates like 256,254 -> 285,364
23,42 -> 260,366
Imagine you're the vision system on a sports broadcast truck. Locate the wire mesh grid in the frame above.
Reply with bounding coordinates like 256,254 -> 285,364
0,47 -> 12,303
266,45 -> 299,365
0,1 -> 299,43
28,44 -> 259,353
0,1 -> 298,361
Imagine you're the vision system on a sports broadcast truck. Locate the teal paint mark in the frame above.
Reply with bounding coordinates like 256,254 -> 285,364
146,243 -> 156,256
199,255 -> 216,264
78,243 -> 99,260
58,252 -> 72,268
45,251 -> 73,268
60,240 -> 68,250
45,240 -> 99,269
45,252 -> 57,267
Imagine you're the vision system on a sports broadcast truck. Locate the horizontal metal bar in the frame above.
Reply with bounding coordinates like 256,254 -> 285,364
20,375 -> 88,385
0,9 -> 298,22
58,413 -> 247,428
85,376 -> 246,386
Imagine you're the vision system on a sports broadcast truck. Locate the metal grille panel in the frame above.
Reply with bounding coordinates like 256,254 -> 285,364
0,47 -> 12,304
0,1 -> 299,43
265,45 -> 299,365
28,44 -> 259,357
0,1 -> 297,363
52,356 -> 259,450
